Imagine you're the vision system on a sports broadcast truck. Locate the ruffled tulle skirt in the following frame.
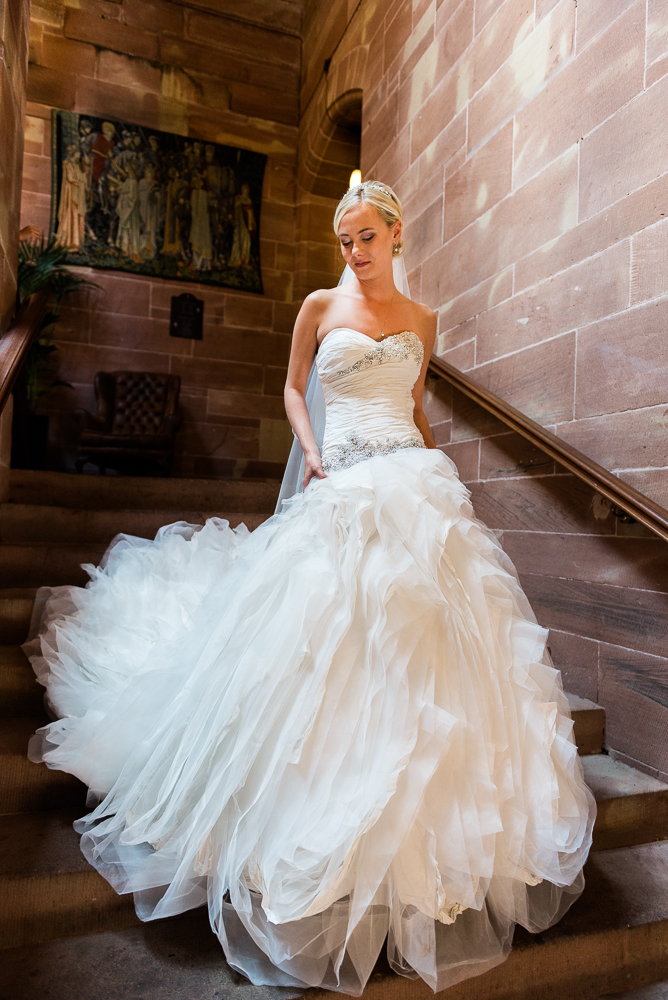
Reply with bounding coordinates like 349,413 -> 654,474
26,448 -> 595,995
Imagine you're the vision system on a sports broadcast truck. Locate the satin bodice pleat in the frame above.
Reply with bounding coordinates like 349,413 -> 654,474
316,328 -> 425,470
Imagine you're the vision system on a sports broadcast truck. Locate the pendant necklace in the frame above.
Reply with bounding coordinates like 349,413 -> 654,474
378,287 -> 396,341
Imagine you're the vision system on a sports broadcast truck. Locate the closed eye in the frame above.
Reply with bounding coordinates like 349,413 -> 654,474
340,236 -> 375,248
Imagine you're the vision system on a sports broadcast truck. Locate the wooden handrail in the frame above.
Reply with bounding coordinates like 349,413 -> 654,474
428,353 -> 668,543
0,293 -> 49,417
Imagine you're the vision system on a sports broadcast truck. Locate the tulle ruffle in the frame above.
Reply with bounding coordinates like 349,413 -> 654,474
26,448 -> 595,995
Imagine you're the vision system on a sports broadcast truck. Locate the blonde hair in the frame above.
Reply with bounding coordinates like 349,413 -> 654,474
333,180 -> 404,256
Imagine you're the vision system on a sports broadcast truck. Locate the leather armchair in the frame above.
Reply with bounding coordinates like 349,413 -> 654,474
75,371 -> 182,476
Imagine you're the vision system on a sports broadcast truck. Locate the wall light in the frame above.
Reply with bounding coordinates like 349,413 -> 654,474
349,169 -> 362,188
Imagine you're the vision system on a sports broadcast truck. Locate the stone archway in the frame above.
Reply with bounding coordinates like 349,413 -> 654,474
295,86 -> 362,299
299,87 -> 362,199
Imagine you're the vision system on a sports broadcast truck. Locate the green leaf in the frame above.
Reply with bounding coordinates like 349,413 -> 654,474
17,233 -> 98,305
16,233 -> 100,411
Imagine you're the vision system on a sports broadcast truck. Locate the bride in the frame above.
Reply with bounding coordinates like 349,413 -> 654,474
26,181 -> 595,996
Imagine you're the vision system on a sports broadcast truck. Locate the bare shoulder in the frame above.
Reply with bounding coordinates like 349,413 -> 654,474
416,300 -> 436,328
301,287 -> 338,309
305,286 -> 340,303
402,296 -> 436,344
297,286 -> 338,325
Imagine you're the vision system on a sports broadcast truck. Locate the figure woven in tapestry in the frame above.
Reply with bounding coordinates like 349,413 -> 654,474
49,110 -> 266,293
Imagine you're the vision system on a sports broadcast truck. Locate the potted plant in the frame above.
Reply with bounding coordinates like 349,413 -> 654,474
12,234 -> 96,469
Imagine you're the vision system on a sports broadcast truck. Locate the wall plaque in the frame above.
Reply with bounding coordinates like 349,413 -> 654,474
170,293 -> 203,340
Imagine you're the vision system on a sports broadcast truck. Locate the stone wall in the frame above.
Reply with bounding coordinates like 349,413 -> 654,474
0,0 -> 30,332
299,0 -> 668,779
19,0 -> 301,479
0,0 -> 30,500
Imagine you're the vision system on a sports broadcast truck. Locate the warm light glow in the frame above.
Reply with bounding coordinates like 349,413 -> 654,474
349,169 -> 362,188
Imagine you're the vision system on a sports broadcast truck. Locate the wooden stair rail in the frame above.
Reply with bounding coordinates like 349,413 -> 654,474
0,293 -> 49,418
428,352 -> 668,544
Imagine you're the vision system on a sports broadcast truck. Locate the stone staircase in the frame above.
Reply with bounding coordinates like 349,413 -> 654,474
1,469 -> 667,1000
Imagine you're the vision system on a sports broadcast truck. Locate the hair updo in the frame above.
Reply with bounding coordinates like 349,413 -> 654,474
333,180 -> 404,257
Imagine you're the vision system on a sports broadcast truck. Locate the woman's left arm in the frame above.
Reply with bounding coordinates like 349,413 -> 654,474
412,310 -> 437,449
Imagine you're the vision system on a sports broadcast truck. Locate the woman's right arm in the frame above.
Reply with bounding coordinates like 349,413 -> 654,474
284,291 -> 329,489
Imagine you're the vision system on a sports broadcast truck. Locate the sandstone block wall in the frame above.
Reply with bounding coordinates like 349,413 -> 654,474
19,0 -> 301,479
0,0 -> 30,501
301,0 -> 668,778
0,0 -> 30,332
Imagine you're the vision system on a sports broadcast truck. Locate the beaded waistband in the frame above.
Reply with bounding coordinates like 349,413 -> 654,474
322,432 -> 426,473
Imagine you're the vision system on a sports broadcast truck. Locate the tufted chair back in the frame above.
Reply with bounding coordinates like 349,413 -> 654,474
76,371 -> 182,475
94,371 -> 180,434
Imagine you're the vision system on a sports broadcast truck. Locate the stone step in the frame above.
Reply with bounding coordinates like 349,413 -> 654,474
8,469 -> 280,513
0,717 -> 85,815
0,544 -> 107,587
0,839 -> 667,998
0,908 -> 296,997
567,691 -> 605,755
0,809 -> 139,950
0,504 -> 269,544
0,589 -> 37,644
567,692 -> 605,755
594,984 -> 668,1000
585,754 -> 668,852
0,645 -> 43,717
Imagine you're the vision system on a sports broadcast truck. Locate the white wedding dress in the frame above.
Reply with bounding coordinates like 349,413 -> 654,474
26,327 -> 595,995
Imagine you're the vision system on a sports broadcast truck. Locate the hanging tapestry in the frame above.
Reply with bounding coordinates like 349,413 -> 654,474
50,110 -> 266,293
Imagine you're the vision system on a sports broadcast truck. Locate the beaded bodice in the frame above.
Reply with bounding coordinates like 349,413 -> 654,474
316,328 -> 426,472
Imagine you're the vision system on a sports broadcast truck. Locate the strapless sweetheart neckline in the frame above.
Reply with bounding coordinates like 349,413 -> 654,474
319,327 -> 422,349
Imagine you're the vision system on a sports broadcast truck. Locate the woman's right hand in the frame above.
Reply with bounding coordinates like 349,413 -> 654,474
303,450 -> 327,491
